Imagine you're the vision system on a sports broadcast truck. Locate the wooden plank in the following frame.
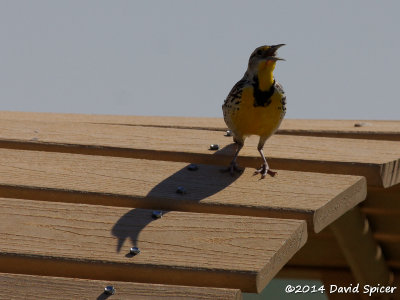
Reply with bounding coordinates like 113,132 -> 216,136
364,214 -> 400,238
363,185 -> 400,212
0,148 -> 366,233
0,198 -> 307,293
0,273 -> 242,300
1,111 -> 400,140
0,111 -> 226,131
279,120 -> 400,141
0,119 -> 398,187
379,239 -> 400,264
289,229 -> 400,271
288,232 -> 347,268
279,266 -> 354,282
361,185 -> 400,241
393,275 -> 400,300
330,208 -> 392,286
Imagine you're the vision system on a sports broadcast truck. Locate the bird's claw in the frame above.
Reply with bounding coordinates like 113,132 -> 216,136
221,161 -> 243,176
254,164 -> 277,179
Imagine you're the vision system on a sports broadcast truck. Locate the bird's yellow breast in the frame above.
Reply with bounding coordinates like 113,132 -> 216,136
230,85 -> 285,138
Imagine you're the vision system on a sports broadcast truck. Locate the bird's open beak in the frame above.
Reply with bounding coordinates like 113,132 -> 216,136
271,44 -> 286,50
269,44 -> 285,61
266,56 -> 286,61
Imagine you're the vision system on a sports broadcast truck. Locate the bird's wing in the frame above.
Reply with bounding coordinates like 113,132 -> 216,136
274,81 -> 287,109
222,78 -> 250,108
274,81 -> 285,95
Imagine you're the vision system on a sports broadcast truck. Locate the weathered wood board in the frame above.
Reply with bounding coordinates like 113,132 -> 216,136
0,273 -> 242,300
1,111 -> 399,140
0,118 -> 398,187
0,148 -> 366,233
0,198 -> 307,293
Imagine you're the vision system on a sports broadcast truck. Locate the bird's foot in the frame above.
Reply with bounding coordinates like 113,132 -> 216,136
254,164 -> 277,179
221,161 -> 243,176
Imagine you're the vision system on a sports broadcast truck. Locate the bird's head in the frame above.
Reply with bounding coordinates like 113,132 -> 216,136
247,44 -> 285,76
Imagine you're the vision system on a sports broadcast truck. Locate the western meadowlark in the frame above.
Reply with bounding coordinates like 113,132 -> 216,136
222,44 -> 286,178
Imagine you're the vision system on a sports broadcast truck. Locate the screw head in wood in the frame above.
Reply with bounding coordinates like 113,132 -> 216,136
130,247 -> 140,255
187,163 -> 199,171
176,186 -> 186,194
104,286 -> 116,295
209,144 -> 219,150
225,130 -> 232,136
152,210 -> 163,219
354,122 -> 371,127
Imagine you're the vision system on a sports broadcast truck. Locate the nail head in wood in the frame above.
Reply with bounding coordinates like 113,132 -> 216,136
354,122 -> 371,127
152,210 -> 163,219
225,130 -> 232,136
209,144 -> 219,150
176,186 -> 186,194
104,285 -> 116,295
187,163 -> 199,171
130,247 -> 140,256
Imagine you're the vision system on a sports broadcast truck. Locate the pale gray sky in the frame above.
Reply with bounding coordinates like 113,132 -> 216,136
1,0 -> 399,119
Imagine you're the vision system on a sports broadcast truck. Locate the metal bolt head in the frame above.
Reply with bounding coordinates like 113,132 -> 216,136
209,144 -> 219,150
225,130 -> 232,137
130,247 -> 140,255
104,286 -> 116,295
152,210 -> 163,219
187,163 -> 199,171
354,122 -> 371,127
176,186 -> 186,194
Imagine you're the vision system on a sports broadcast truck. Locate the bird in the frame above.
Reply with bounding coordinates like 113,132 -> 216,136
222,44 -> 286,178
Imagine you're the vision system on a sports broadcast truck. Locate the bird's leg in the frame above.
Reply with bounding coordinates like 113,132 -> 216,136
254,147 -> 277,178
222,142 -> 244,176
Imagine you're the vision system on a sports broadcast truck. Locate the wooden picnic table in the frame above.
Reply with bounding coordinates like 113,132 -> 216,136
0,111 -> 399,299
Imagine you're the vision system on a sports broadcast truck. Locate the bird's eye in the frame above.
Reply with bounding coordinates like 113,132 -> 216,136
257,50 -> 262,55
